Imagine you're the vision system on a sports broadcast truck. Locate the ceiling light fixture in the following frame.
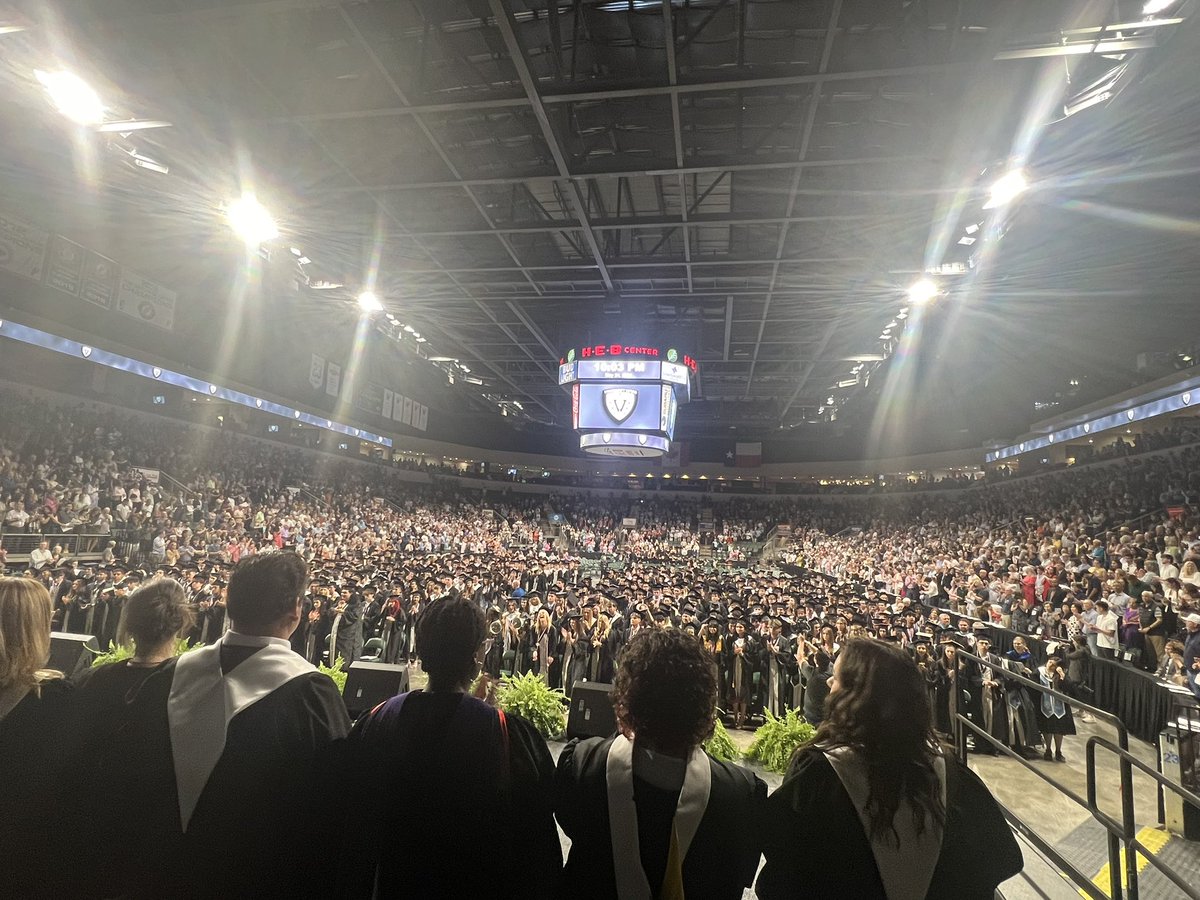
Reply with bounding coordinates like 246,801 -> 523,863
1143,0 -> 1176,13
983,168 -> 1028,209
35,69 -> 104,124
906,278 -> 939,305
226,193 -> 278,245
357,291 -> 383,313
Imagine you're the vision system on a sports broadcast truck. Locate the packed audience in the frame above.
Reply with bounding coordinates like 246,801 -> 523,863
3,384 -> 1200,898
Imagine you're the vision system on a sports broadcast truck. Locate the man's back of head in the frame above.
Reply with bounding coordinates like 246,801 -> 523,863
226,552 -> 307,637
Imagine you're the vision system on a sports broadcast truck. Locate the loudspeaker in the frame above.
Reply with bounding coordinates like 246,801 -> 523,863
49,632 -> 99,678
567,681 -> 616,739
342,661 -> 409,718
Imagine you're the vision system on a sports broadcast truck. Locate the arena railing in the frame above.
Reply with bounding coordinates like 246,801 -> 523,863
0,530 -> 110,561
952,648 -> 1200,900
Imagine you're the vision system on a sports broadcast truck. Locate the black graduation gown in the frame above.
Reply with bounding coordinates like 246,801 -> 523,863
334,691 -> 560,899
66,651 -> 350,900
755,748 -> 1022,900
555,736 -> 768,900
1,680 -> 74,898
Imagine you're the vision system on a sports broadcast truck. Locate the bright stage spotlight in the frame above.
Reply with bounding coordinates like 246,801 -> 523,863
906,278 -> 940,305
983,169 -> 1028,209
35,70 -> 103,125
357,291 -> 383,313
1143,0 -> 1176,14
226,193 -> 278,245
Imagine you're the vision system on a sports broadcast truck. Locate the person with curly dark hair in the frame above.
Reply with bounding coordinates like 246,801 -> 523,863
756,637 -> 1021,900
556,627 -> 767,900
336,595 -> 561,899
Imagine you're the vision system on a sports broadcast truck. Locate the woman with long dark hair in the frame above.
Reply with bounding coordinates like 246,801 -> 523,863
756,638 -> 1021,900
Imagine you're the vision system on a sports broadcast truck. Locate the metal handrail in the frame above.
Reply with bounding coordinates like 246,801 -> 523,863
1085,735 -> 1200,900
1001,806 -> 1109,900
155,469 -> 199,500
953,647 -> 1133,899
953,647 -> 1199,900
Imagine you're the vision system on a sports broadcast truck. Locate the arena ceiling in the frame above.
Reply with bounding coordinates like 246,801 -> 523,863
1,0 -> 1198,450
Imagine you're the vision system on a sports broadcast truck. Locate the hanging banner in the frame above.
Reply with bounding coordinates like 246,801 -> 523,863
116,268 -> 176,331
383,388 -> 394,420
416,403 -> 428,431
309,354 -> 326,390
0,211 -> 50,281
356,381 -> 384,416
402,395 -> 413,425
325,362 -> 341,397
80,249 -> 119,309
44,235 -> 86,297
392,393 -> 405,422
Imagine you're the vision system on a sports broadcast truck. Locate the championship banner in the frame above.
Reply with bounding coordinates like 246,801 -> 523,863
44,234 -> 86,297
309,354 -> 326,391
80,249 -> 119,309
0,210 -> 50,281
402,395 -> 413,425
382,388 -> 394,420
391,393 -> 405,422
415,403 -> 428,431
356,381 -> 384,416
325,362 -> 341,397
116,268 -> 177,331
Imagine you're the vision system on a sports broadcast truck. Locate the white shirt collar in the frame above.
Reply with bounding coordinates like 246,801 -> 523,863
224,630 -> 291,649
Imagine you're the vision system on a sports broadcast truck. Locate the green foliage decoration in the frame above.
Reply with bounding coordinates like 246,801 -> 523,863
318,656 -> 349,695
90,637 -> 199,668
495,672 -> 567,740
744,709 -> 816,774
703,717 -> 739,763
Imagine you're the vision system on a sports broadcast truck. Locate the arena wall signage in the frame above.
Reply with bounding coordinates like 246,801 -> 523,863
985,389 -> 1200,463
0,318 -> 392,447
561,344 -> 692,458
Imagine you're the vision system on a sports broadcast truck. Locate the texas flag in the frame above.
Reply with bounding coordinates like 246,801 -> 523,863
724,441 -> 762,467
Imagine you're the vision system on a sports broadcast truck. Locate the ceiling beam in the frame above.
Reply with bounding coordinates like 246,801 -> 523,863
487,0 -> 614,292
778,319 -> 842,420
744,0 -> 843,399
390,210 -> 899,237
310,153 -> 937,194
336,4 -> 547,302
723,295 -> 734,361
382,255 -> 871,273
260,62 -> 957,126
662,0 -> 694,293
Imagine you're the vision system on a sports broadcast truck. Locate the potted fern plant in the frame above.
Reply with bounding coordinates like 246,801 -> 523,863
703,716 -> 739,763
495,673 -> 567,740
744,709 -> 816,774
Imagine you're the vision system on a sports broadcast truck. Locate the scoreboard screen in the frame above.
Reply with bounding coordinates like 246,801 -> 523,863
574,383 -> 669,435
561,343 -> 694,456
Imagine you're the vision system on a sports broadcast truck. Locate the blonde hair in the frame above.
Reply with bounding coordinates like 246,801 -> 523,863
0,576 -> 63,692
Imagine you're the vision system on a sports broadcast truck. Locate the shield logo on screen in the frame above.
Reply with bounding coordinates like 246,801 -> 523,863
603,388 -> 638,423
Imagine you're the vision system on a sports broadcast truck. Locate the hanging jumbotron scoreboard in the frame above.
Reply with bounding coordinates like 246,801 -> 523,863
558,343 -> 696,458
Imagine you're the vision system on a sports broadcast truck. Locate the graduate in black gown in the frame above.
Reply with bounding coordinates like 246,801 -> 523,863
0,577 -> 74,898
757,638 -> 1021,900
54,578 -> 196,897
335,595 -> 560,899
556,627 -> 768,900
79,552 -> 350,900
